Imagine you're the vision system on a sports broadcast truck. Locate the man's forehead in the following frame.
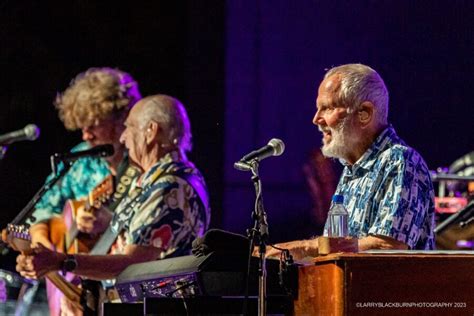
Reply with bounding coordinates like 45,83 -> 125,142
128,101 -> 144,121
320,74 -> 342,93
316,74 -> 342,104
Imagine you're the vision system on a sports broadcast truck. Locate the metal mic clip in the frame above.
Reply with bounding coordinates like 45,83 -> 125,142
234,160 -> 258,172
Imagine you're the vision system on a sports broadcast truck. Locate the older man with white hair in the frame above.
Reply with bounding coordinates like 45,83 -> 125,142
17,94 -> 210,281
268,64 -> 435,259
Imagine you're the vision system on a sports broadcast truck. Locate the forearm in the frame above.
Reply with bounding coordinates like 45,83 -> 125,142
72,254 -> 150,280
71,245 -> 162,280
358,235 -> 408,251
266,238 -> 319,260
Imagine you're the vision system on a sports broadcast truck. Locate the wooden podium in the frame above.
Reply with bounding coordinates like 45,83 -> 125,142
294,251 -> 474,316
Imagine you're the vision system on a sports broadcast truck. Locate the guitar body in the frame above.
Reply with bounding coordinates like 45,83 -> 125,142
44,175 -> 113,316
46,202 -> 104,314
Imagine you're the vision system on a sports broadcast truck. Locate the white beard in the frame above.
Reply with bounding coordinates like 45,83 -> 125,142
320,116 -> 357,160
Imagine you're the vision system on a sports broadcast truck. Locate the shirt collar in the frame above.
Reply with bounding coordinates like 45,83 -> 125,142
341,125 -> 402,174
138,150 -> 182,187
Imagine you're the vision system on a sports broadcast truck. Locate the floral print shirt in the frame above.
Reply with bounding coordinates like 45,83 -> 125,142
110,151 -> 210,259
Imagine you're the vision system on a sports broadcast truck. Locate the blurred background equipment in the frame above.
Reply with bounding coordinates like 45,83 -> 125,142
434,151 -> 474,250
0,270 -> 48,316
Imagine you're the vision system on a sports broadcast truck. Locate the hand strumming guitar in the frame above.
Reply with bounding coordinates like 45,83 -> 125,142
75,205 -> 112,235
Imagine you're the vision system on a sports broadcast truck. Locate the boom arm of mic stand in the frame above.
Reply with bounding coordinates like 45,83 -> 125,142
7,162 -> 73,226
0,146 -> 7,160
434,200 -> 474,235
0,161 -> 73,253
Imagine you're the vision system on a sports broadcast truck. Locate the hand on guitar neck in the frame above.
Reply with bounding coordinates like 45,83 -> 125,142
16,244 -> 66,280
3,224 -> 88,312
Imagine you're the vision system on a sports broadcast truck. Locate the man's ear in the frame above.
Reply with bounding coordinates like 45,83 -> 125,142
145,121 -> 159,145
357,101 -> 374,127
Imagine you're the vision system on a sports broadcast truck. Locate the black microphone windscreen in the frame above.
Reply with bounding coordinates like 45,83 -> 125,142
99,144 -> 115,157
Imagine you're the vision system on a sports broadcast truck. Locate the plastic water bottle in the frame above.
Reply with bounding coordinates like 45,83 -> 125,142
328,194 -> 348,237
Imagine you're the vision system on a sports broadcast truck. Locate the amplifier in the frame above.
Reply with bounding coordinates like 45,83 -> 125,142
115,252 -> 297,303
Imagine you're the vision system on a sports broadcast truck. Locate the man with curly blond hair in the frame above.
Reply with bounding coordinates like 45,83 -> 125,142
25,67 -> 142,316
29,67 -> 141,246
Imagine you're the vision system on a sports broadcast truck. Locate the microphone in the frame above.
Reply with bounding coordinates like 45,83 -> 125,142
234,138 -> 285,171
53,144 -> 115,163
0,124 -> 40,145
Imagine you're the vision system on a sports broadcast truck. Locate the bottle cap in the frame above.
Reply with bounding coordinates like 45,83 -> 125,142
332,194 -> 344,203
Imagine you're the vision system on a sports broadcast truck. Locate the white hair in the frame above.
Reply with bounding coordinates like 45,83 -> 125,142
140,94 -> 192,153
325,63 -> 389,125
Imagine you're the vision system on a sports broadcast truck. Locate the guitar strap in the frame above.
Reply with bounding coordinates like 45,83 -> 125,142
106,159 -> 141,212
64,159 -> 140,252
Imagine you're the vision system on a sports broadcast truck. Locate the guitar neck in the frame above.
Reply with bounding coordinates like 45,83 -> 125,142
3,226 -> 85,310
46,272 -> 83,308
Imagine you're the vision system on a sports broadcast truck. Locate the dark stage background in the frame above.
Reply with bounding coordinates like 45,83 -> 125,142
1,1 -> 473,269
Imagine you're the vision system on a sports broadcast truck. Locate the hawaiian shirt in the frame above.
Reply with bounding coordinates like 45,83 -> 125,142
30,142 -> 111,224
324,126 -> 435,250
110,151 -> 210,259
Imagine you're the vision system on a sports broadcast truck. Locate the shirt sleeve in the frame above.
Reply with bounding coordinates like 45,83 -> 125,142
30,168 -> 75,223
368,149 -> 434,249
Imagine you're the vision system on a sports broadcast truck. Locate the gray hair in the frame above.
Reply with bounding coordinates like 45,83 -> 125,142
325,63 -> 389,125
140,94 -> 192,153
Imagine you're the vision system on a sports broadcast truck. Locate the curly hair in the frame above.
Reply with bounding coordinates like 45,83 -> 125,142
55,67 -> 142,130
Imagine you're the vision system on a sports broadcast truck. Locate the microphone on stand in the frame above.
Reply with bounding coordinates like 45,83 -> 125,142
52,144 -> 115,163
0,124 -> 40,145
234,138 -> 285,315
234,138 -> 285,171
50,144 -> 115,175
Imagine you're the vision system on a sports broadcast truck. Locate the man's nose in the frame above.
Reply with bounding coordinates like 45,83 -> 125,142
119,130 -> 126,144
82,128 -> 94,141
313,110 -> 323,126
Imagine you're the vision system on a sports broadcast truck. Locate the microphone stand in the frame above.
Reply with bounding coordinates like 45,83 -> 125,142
0,157 -> 73,254
5,157 -> 73,227
244,160 -> 268,316
0,145 -> 7,160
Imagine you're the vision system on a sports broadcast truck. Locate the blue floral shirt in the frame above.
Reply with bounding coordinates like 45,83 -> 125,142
324,126 -> 435,250
30,142 -> 111,224
111,151 -> 210,259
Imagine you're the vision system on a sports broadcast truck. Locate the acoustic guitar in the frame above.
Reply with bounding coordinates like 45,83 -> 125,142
48,174 -> 114,254
1,174 -> 114,315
